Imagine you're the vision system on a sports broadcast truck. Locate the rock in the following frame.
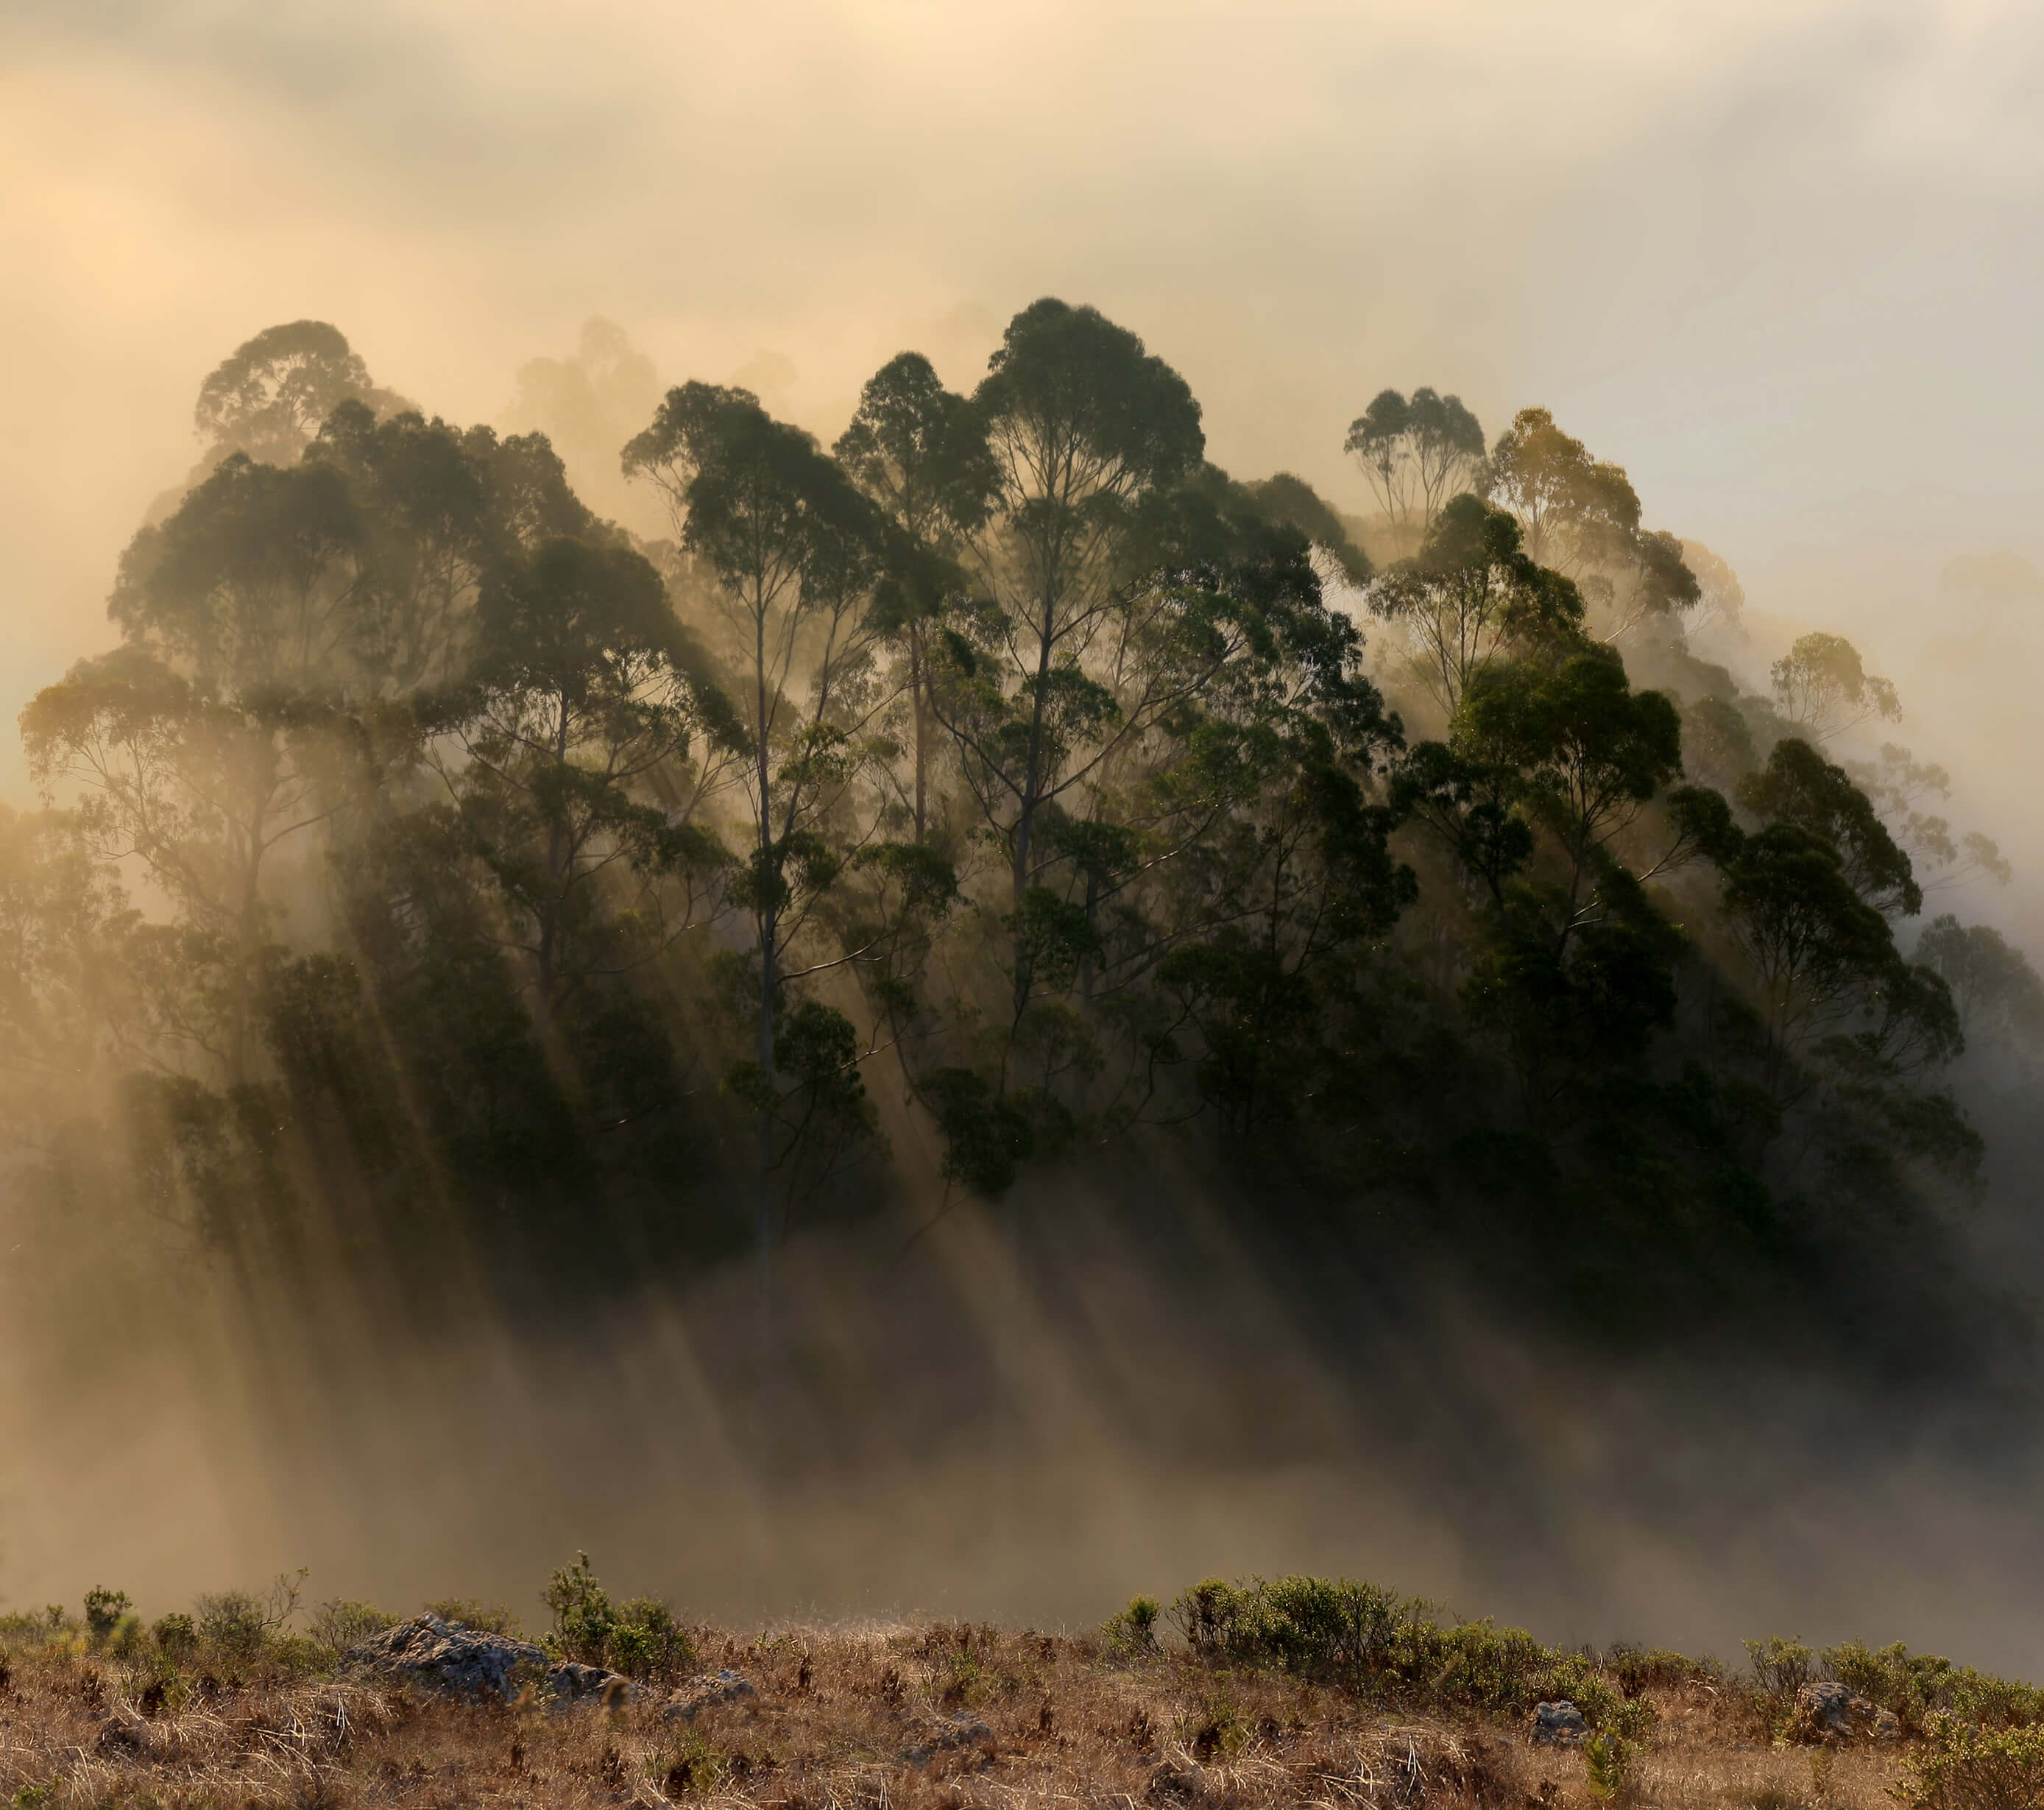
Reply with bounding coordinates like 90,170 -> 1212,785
94,1711 -> 155,1758
1145,1761 -> 1216,1806
552,1661 -> 635,1707
661,1669 -> 757,1722
1794,1683 -> 1900,1744
905,1714 -> 995,1766
344,1614 -> 632,1708
1530,1702 -> 1589,1747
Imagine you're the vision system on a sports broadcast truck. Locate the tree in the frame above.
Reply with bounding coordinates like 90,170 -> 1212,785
1738,738 -> 1921,917
1915,915 -> 2044,1048
1719,822 -> 1899,1096
503,318 -> 662,523
22,448 -> 376,1078
1679,539 -> 1746,635
626,382 -> 891,1301
1844,743 -> 2009,897
305,401 -> 596,697
1769,632 -> 1901,740
1483,408 -> 1702,645
194,321 -> 408,470
927,300 -> 1207,988
1343,386 -> 1485,553
428,537 -> 730,1036
1366,493 -> 1585,719
833,352 -> 1000,841
1484,407 -> 1640,576
1453,650 -> 1686,954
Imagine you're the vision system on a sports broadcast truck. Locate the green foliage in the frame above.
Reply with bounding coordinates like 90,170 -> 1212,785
1585,1731 -> 1638,1806
313,1599 -> 400,1650
1103,1595 -> 1162,1655
422,1597 -> 517,1636
544,1552 -> 617,1665
194,1592 -> 272,1666
543,1553 -> 692,1680
607,1600 -> 695,1682
82,1586 -> 130,1641
1745,1636 -> 1819,1700
0,298 -> 2017,1370
1810,1641 -> 2044,1732
1163,1574 -> 1672,1728
1898,1714 -> 2044,1810
151,1613 -> 198,1661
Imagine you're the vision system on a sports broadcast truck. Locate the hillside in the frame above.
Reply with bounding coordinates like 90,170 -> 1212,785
1,1573 -> 2031,1810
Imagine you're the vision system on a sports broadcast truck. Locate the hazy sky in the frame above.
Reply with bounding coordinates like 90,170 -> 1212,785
5,1 -> 2043,797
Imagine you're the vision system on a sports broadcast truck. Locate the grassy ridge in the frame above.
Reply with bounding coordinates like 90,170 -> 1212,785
1,1568 -> 2040,1810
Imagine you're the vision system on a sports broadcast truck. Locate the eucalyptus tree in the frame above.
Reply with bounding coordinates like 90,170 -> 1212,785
832,353 -> 1000,841
1366,493 -> 1585,721
931,300 -> 1203,927
426,536 -> 732,1037
1482,408 -> 1701,645
306,400 -> 595,698
1343,386 -> 1485,552
194,320 -> 409,470
1768,632 -> 1902,741
626,382 -> 895,1294
23,454 -> 368,1078
1916,916 -> 2044,1047
1737,738 -> 1922,917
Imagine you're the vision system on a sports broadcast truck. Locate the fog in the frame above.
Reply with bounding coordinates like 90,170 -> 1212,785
4,0 -> 2044,1674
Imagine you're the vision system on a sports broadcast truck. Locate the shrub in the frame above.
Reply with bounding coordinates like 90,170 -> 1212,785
545,1552 -> 618,1666
1167,1575 -> 1412,1680
195,1593 -> 270,1666
82,1588 -> 131,1641
311,1600 -> 398,1652
151,1613 -> 197,1661
1605,1641 -> 1722,1695
542,1554 -> 691,1679
1103,1596 -> 1161,1654
1161,1573 -> 1677,1731
1897,1713 -> 2044,1810
1747,1636 -> 1819,1700
608,1600 -> 693,1682
1585,1731 -> 1638,1806
425,1598 -> 519,1636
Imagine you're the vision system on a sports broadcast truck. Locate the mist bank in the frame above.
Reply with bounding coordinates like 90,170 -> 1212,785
6,1164 -> 2044,1676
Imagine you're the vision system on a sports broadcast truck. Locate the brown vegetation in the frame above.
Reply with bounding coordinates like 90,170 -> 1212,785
0,1615 -> 1964,1810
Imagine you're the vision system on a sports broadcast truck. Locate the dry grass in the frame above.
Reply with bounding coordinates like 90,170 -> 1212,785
0,1624 -> 1912,1810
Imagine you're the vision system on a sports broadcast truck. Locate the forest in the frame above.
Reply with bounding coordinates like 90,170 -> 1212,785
5,302 -> 2040,1379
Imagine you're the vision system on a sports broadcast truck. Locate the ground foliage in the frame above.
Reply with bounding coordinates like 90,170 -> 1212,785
4,1569 -> 2044,1810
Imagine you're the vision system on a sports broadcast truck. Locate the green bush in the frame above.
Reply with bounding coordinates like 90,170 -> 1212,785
1897,1713 -> 2044,1810
1585,1731 -> 1639,1806
311,1600 -> 399,1652
1813,1641 -> 2044,1733
608,1599 -> 693,1681
1746,1636 -> 1819,1700
1605,1641 -> 1722,1695
82,1588 -> 131,1641
194,1592 -> 270,1666
1161,1574 -> 1678,1730
545,1552 -> 616,1665
1103,1595 -> 1162,1654
151,1613 -> 197,1661
425,1597 -> 519,1636
542,1554 -> 692,1680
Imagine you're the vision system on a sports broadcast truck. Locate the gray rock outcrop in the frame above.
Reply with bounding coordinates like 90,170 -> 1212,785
661,1668 -> 757,1721
1530,1701 -> 1589,1746
344,1615 -> 632,1707
1794,1682 -> 1901,1744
